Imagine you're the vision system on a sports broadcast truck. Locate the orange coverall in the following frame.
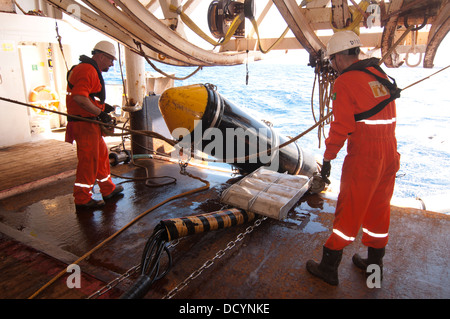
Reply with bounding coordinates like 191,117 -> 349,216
65,62 -> 115,205
323,62 -> 400,250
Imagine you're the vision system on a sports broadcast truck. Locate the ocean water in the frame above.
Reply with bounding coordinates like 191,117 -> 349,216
103,59 -> 450,202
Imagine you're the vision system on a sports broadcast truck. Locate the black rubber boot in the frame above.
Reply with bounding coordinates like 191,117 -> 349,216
103,185 -> 124,200
75,199 -> 105,210
352,247 -> 385,279
306,246 -> 343,286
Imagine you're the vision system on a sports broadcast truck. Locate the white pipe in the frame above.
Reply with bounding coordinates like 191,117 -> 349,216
324,184 -> 450,215
391,194 -> 450,215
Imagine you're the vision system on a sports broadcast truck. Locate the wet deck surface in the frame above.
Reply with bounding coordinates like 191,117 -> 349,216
0,139 -> 449,300
0,139 -> 77,199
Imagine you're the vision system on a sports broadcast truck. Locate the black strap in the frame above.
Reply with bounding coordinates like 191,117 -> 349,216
67,55 -> 106,104
354,95 -> 396,122
342,59 -> 401,122
67,116 -> 98,122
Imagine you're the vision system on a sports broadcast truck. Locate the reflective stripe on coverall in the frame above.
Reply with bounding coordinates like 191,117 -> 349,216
65,61 -> 116,205
70,121 -> 115,205
323,64 -> 401,250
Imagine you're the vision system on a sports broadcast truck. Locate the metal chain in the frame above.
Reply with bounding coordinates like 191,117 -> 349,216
87,264 -> 141,299
87,238 -> 182,299
163,216 -> 267,299
87,214 -> 266,300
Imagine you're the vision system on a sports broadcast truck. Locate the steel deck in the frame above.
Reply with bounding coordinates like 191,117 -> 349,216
0,139 -> 448,300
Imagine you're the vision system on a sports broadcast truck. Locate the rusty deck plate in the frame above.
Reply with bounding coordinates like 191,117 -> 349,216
0,151 -> 449,302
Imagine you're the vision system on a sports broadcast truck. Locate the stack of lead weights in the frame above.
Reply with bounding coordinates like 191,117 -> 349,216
220,167 -> 312,220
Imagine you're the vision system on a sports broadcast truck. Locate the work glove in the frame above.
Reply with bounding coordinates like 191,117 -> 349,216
104,103 -> 115,113
321,160 -> 331,184
98,111 -> 112,124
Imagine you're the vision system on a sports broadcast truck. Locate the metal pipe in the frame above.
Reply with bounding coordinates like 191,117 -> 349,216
158,84 -> 317,176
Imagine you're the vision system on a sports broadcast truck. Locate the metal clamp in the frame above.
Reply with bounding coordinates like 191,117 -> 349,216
178,156 -> 191,175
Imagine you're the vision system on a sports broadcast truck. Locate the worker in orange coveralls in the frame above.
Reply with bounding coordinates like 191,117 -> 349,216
306,31 -> 401,285
65,41 -> 123,209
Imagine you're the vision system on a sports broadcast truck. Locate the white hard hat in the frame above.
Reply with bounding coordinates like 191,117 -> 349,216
93,41 -> 117,60
326,31 -> 362,57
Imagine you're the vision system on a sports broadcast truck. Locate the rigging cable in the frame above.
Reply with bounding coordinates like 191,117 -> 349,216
169,3 -> 288,55
0,63 -> 447,298
0,97 -> 177,147
120,208 -> 256,299
55,21 -> 69,72
310,56 -> 336,148
135,41 -> 203,81
111,43 -> 176,187
249,20 -> 290,54
117,42 -> 129,107
169,4 -> 244,47
1,63 -> 448,166
28,166 -> 210,299
310,62 -> 450,147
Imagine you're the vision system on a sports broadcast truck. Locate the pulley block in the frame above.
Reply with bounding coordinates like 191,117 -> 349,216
207,0 -> 255,39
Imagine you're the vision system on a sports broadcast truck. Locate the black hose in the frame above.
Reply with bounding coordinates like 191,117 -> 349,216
120,275 -> 155,299
120,227 -> 172,299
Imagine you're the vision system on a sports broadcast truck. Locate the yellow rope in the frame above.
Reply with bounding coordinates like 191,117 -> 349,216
28,169 -> 210,299
169,4 -> 288,54
169,4 -> 244,47
0,96 -> 212,299
401,64 -> 450,91
250,18 -> 290,54
331,0 -> 370,35
309,58 -> 336,148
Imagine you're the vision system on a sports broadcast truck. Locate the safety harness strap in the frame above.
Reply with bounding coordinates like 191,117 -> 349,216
341,58 -> 401,122
354,92 -> 396,122
67,55 -> 106,104
67,116 -> 98,122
